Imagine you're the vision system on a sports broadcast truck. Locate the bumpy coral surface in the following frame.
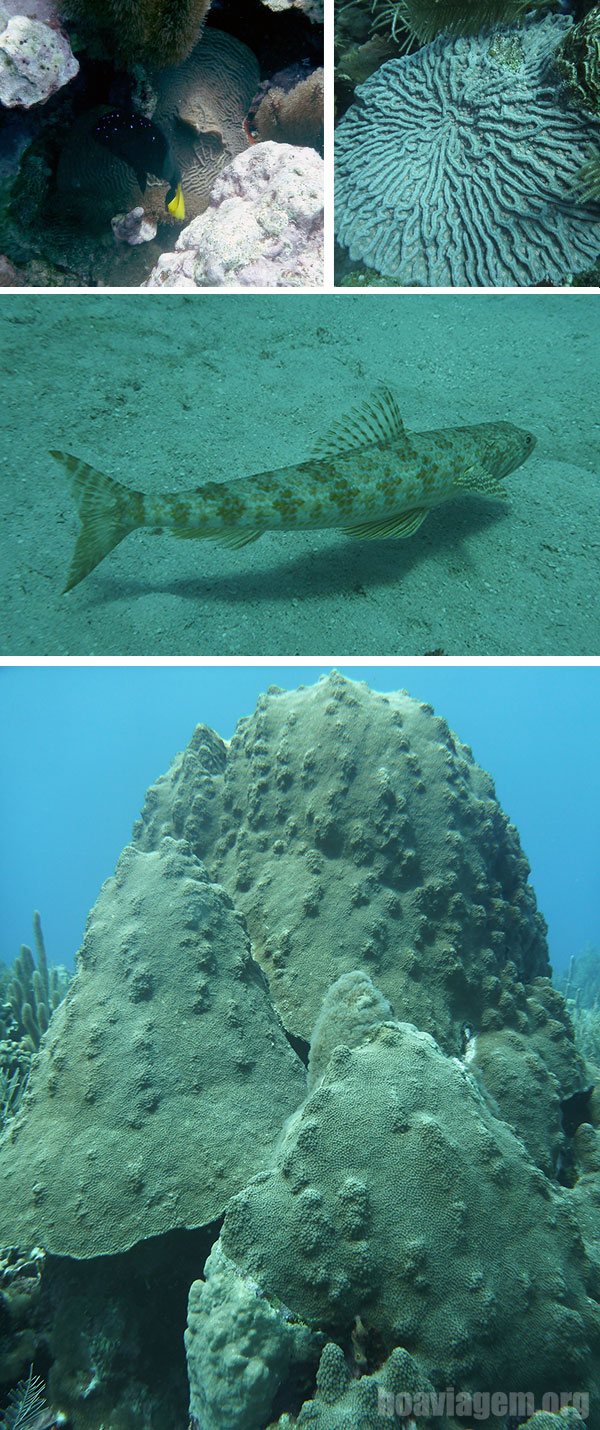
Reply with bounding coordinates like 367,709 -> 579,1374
145,142 -> 324,288
335,16 -> 600,284
277,1341 -> 437,1428
0,837 -> 305,1257
254,69 -> 324,152
135,672 -> 549,1054
0,14 -> 78,107
186,1242 -> 321,1430
220,1019 -> 600,1400
58,0 -> 212,67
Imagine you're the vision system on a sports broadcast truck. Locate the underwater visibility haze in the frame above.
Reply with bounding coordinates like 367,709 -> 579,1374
1,292 -> 598,656
1,667 -> 600,1430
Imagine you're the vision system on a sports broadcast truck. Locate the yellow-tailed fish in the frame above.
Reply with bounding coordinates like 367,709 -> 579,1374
50,385 -> 536,594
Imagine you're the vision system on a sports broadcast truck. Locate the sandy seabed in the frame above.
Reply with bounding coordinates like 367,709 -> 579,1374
0,290 -> 598,656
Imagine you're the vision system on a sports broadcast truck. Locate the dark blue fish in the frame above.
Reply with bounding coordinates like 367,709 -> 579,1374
93,110 -> 185,219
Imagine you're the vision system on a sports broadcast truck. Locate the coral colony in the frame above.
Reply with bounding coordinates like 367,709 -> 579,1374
1,675 -> 599,1428
335,16 -> 600,284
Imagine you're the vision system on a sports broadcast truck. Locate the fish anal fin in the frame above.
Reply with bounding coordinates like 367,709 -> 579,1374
453,465 -> 507,500
313,384 -> 415,461
173,526 -> 263,550
216,529 -> 263,550
342,508 -> 428,541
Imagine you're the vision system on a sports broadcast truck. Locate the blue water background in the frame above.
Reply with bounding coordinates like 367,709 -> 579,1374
1,665 -> 598,978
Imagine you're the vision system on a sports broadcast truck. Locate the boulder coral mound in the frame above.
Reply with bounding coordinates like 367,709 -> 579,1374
145,142 -> 324,288
217,1017 -> 600,1405
0,13 -> 78,107
134,671 -> 550,1056
335,15 -> 600,285
186,1241 -> 322,1430
0,836 -> 305,1258
57,0 -> 212,67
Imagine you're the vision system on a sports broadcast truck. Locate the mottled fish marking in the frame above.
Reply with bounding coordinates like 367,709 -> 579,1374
50,385 -> 536,593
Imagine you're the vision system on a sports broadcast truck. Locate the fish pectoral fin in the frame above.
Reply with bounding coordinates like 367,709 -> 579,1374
453,464 -> 507,499
342,508 -> 428,541
313,384 -> 416,462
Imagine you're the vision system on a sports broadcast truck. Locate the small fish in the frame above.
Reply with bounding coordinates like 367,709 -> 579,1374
93,110 -> 185,219
50,385 -> 536,594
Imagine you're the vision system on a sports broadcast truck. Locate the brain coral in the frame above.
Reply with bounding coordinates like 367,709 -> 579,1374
335,15 -> 600,285
152,31 -> 259,221
134,671 -> 550,1057
219,1017 -> 600,1404
0,837 -> 305,1258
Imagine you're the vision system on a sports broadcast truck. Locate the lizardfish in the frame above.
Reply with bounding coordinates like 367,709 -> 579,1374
50,385 -> 536,592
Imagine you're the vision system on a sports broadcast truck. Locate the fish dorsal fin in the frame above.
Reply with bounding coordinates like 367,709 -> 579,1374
342,508 -> 428,541
313,385 -> 415,460
452,464 -> 507,500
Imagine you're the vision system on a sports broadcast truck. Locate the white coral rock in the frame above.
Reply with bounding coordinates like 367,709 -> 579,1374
145,142 -> 323,289
0,14 -> 78,108
260,0 -> 323,21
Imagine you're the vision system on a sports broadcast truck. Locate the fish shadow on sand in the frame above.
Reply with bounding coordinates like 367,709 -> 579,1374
85,498 -> 508,606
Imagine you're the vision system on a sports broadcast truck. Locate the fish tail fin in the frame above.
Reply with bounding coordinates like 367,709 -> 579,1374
50,451 -> 144,592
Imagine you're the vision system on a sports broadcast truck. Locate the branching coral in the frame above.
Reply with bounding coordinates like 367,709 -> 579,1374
2,913 -> 70,1054
57,0 -> 212,67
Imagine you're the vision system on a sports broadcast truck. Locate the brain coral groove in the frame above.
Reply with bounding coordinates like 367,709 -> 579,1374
334,15 -> 600,284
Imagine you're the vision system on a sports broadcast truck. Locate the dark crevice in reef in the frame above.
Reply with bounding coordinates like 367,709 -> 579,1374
284,1028 -> 311,1067
562,1084 -> 596,1139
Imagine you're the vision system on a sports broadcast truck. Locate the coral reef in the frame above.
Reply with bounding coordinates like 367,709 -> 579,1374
145,142 -> 324,287
0,839 -> 305,1258
261,0 -> 323,24
557,946 -> 600,1065
0,1245 -> 47,1393
0,14 -> 78,108
219,1015 -> 600,1402
186,1242 -> 322,1430
273,1341 -> 437,1428
55,32 -> 259,232
151,31 -> 259,222
556,8 -> 600,116
1,912 -> 70,1054
57,0 -> 212,68
307,969 -> 393,1089
386,0 -> 548,45
253,68 -> 324,151
335,15 -> 600,284
134,673 -> 550,1055
1,676 -> 599,1430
